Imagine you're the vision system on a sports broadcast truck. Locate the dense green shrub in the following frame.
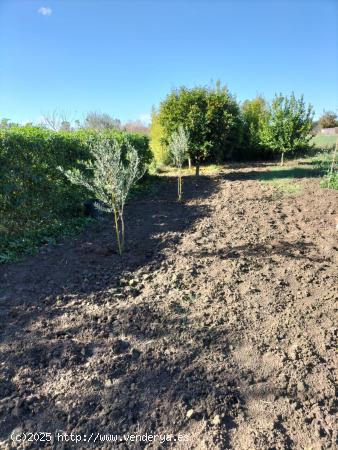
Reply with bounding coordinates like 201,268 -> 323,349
1,128 -> 84,219
0,127 -> 151,260
321,171 -> 338,190
319,141 -> 338,190
158,83 -> 242,174
0,127 -> 151,217
149,109 -> 169,166
239,96 -> 272,160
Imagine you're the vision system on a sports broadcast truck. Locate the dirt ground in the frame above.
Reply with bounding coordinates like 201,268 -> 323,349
0,165 -> 337,450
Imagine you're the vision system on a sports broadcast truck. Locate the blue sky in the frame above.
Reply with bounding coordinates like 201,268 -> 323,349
0,0 -> 337,124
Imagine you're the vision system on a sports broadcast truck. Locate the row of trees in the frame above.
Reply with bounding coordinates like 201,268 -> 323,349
150,83 -> 316,173
0,112 -> 149,135
60,96 -> 324,254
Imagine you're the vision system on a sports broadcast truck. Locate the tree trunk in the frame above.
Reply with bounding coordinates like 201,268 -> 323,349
113,208 -> 122,255
177,175 -> 182,201
195,160 -> 200,176
120,212 -> 125,254
280,152 -> 284,167
188,157 -> 192,170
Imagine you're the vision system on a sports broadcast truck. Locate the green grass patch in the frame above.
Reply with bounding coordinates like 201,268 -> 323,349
0,216 -> 93,264
155,163 -> 221,177
256,148 -> 338,192
300,149 -> 335,167
303,148 -> 338,190
262,178 -> 301,194
258,168 -> 303,194
321,171 -> 338,190
256,164 -> 323,195
259,165 -> 322,181
310,134 -> 338,151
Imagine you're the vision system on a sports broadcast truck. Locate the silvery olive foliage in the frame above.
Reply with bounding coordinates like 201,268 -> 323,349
168,126 -> 189,201
59,137 -> 145,254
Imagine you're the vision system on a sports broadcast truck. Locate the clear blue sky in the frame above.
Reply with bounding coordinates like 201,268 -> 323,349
0,0 -> 337,124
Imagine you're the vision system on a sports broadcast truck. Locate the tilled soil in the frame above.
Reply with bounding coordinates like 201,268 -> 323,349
0,165 -> 337,450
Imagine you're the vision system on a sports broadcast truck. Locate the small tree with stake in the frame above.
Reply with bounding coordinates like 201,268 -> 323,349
60,137 -> 145,255
158,83 -> 241,176
168,126 -> 189,201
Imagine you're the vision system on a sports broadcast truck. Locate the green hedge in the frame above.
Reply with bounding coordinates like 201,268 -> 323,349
0,127 -> 151,258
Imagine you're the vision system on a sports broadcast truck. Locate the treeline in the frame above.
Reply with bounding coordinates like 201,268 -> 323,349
150,82 -> 315,172
0,111 -> 150,135
312,111 -> 338,134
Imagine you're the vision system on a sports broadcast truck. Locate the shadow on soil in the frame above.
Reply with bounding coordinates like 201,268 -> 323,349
223,166 -> 322,182
0,175 -> 225,441
0,175 -> 217,297
189,240 -> 328,264
0,174 -> 299,447
0,292 -> 289,448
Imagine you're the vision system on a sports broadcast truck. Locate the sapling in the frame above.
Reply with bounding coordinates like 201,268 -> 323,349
59,137 -> 144,255
168,126 -> 189,201
327,139 -> 337,188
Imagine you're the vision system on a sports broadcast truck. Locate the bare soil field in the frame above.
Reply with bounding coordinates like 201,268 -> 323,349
0,165 -> 337,449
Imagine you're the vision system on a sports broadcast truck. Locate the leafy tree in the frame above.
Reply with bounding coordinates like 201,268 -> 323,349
59,137 -> 145,255
168,126 -> 189,201
260,93 -> 314,165
318,111 -> 338,130
241,96 -> 268,157
159,86 -> 206,175
205,83 -> 242,163
149,108 -> 168,165
158,83 -> 241,175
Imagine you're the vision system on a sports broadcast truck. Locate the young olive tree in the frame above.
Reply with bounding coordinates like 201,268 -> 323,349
168,126 -> 189,201
60,138 -> 145,255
